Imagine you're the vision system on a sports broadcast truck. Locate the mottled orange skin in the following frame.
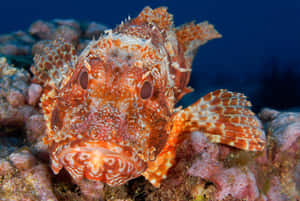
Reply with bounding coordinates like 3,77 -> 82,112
31,7 -> 265,187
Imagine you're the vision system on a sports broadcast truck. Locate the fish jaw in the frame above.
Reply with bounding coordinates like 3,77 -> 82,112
50,140 -> 147,186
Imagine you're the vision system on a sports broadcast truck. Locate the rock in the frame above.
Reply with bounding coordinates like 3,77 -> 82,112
29,20 -> 55,40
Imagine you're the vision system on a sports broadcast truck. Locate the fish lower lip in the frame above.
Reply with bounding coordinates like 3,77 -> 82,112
51,140 -> 146,185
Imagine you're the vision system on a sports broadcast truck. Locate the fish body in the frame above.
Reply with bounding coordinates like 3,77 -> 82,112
31,7 -> 265,187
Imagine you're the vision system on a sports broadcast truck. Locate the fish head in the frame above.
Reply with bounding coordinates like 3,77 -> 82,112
48,32 -> 172,185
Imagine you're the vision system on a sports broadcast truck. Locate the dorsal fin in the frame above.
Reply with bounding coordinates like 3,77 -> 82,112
31,38 -> 77,90
131,6 -> 174,31
175,21 -> 222,68
31,39 -> 77,145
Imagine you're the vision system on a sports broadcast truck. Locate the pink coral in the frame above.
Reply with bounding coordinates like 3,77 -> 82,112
29,20 -> 55,40
188,153 -> 222,180
188,132 -> 223,179
25,114 -> 46,143
53,25 -> 80,43
9,150 -> 37,170
27,83 -> 42,106
265,177 -> 289,201
187,113 -> 300,201
257,108 -> 300,200
266,109 -> 300,153
0,57 -> 38,125
188,131 -> 260,201
211,167 -> 259,200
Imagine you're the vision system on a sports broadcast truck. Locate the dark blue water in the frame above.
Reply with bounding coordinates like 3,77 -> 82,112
1,0 -> 300,110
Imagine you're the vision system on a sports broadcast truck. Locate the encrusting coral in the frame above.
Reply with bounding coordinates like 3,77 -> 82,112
0,149 -> 57,201
184,107 -> 300,201
0,57 -> 39,126
0,6 -> 299,201
256,108 -> 300,200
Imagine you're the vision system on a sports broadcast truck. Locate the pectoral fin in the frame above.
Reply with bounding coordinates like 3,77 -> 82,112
174,89 -> 266,151
143,89 -> 265,187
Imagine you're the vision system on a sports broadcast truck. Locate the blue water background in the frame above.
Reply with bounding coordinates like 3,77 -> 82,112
0,0 -> 300,111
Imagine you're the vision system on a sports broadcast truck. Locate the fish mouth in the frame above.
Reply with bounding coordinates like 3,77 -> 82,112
50,140 -> 147,186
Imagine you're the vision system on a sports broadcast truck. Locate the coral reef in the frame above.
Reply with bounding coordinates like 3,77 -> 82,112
187,131 -> 261,200
1,19 -> 107,69
0,57 -> 38,126
30,8 -> 265,197
256,108 -> 300,200
0,149 -> 57,201
186,107 -> 300,200
0,16 -> 299,201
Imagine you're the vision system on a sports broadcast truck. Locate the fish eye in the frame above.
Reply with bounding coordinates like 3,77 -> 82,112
78,69 -> 89,89
140,81 -> 153,99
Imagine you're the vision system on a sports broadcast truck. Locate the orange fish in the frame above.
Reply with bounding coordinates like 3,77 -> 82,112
31,6 -> 265,187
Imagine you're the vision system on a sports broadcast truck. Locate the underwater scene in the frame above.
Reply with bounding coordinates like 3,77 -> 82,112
0,0 -> 299,200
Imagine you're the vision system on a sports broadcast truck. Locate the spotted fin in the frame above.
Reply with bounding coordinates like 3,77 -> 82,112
143,89 -> 265,187
31,38 -> 77,90
176,21 -> 222,68
131,6 -> 174,31
179,89 -> 266,151
31,39 -> 77,145
142,130 -> 178,187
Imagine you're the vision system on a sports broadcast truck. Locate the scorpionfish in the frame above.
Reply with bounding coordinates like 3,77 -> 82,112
31,7 -> 265,187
